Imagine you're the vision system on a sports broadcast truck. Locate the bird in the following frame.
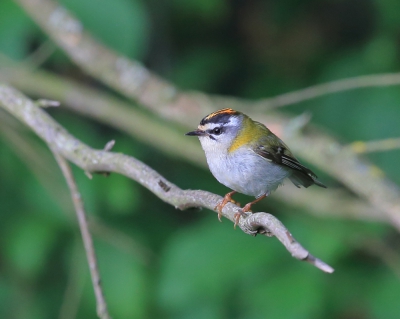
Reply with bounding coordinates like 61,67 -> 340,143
186,108 -> 326,224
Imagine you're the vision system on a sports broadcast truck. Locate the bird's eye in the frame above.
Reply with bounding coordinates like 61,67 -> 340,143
212,127 -> 222,135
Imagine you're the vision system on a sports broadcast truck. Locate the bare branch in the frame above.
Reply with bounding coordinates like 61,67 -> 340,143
16,0 -> 400,116
0,110 -> 74,213
36,98 -> 60,107
103,140 -> 115,152
0,61 -> 389,224
350,138 -> 400,154
0,115 -> 154,268
239,212 -> 334,273
253,73 -> 400,110
13,0 -> 400,231
24,39 -> 56,68
0,83 -> 334,272
16,0 -> 179,115
52,150 -> 111,319
278,124 -> 400,231
0,56 -> 203,165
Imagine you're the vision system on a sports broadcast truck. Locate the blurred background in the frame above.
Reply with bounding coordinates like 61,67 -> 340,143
1,0 -> 400,318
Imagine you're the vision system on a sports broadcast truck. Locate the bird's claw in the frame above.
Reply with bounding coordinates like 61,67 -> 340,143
214,191 -> 237,222
233,208 -> 253,229
215,202 -> 225,222
233,212 -> 241,229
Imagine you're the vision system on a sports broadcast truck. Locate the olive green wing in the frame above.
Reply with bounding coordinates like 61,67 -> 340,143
252,123 -> 326,188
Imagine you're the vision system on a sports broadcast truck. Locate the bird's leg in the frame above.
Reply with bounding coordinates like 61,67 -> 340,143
242,193 -> 268,212
233,192 -> 269,228
215,190 -> 237,222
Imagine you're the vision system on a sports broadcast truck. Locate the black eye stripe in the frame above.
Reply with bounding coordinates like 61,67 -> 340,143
207,127 -> 223,135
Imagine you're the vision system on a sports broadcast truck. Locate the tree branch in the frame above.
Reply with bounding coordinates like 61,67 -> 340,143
350,138 -> 400,154
253,73 -> 400,110
0,59 -> 389,224
16,0 -> 178,115
14,0 -> 400,231
0,83 -> 334,273
238,212 -> 334,272
52,150 -> 111,319
15,0 -> 400,115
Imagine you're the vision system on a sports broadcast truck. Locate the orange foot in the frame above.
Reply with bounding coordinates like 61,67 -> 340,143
215,191 -> 237,222
233,193 -> 269,229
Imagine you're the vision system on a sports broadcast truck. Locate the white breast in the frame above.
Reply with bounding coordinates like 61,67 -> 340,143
204,146 -> 291,197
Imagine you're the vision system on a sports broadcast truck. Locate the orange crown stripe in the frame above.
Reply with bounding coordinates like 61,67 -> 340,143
204,108 -> 238,121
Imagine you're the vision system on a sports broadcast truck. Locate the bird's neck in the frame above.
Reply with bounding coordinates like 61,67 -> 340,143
228,117 -> 260,153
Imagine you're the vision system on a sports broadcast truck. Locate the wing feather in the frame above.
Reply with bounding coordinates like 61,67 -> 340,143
253,145 -> 326,188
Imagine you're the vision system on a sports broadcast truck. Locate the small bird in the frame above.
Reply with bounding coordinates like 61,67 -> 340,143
186,108 -> 326,223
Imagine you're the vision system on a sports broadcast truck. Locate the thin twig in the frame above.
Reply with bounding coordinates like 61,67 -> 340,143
0,110 -> 74,213
253,73 -> 400,110
36,98 -> 60,108
0,83 -> 334,272
0,112 -> 153,267
350,138 -> 400,154
52,150 -> 111,319
24,39 -> 57,68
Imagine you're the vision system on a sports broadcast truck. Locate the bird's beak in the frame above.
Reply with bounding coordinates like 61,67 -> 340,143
185,129 -> 207,136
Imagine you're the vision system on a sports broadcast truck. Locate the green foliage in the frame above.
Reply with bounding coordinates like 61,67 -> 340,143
0,0 -> 35,59
376,0 -> 400,30
172,0 -> 229,23
240,266 -> 324,319
1,0 -> 400,318
369,271 -> 400,319
170,47 -> 235,92
95,242 -> 148,318
60,0 -> 150,58
5,215 -> 59,279
158,218 -> 275,311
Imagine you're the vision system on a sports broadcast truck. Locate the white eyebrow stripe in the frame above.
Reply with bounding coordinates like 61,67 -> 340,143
200,123 -> 223,131
198,116 -> 240,134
